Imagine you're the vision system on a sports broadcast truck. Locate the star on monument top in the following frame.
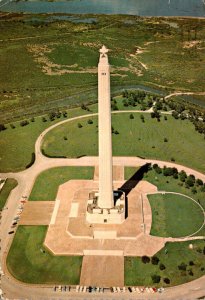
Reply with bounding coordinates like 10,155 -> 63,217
100,45 -> 109,55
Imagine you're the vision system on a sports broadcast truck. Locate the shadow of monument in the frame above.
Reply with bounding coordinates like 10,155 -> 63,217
118,163 -> 151,218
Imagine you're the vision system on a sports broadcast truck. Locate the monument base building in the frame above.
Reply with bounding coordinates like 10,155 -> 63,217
86,190 -> 125,224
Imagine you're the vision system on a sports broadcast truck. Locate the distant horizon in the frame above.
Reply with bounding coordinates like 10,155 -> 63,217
1,0 -> 205,17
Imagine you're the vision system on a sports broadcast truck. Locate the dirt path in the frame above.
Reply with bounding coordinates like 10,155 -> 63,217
165,91 -> 205,99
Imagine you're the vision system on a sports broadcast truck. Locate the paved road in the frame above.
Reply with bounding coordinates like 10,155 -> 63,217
1,110 -> 205,300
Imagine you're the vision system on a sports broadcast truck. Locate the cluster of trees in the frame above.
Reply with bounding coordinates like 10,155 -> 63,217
166,99 -> 205,138
121,89 -> 160,110
141,255 -> 170,284
0,110 -> 68,132
152,164 -> 205,193
81,103 -> 90,112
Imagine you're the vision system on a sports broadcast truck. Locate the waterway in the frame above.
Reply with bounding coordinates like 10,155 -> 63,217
0,0 -> 205,17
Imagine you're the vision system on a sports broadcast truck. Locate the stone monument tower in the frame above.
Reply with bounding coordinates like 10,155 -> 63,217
98,45 -> 114,209
86,46 -> 125,224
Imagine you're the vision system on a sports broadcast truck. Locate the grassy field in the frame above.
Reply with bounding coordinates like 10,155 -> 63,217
42,113 -> 205,173
0,14 -> 205,122
148,193 -> 204,238
29,166 -> 94,201
7,226 -> 82,284
125,167 -> 205,237
125,240 -> 205,287
0,179 -> 18,210
0,106 -> 90,172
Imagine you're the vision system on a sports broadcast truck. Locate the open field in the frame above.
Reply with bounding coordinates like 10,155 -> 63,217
148,193 -> 204,238
125,240 -> 205,287
42,113 -> 205,173
0,178 -> 18,210
7,226 -> 82,284
0,106 -> 89,172
29,166 -> 94,200
125,167 -> 205,237
0,14 -> 205,122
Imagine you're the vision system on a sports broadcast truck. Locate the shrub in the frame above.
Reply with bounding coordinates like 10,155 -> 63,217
163,278 -> 170,284
78,123 -> 82,128
196,179 -> 203,186
188,270 -> 194,276
159,263 -> 166,270
141,256 -> 150,264
164,137 -> 168,142
20,120 -> 29,127
10,124 -> 15,129
151,274 -> 161,283
189,261 -> 194,266
87,119 -> 93,124
151,256 -> 159,265
178,263 -> 187,271
164,116 -> 168,121
155,166 -> 162,174
191,187 -> 197,194
171,157 -> 175,162
179,171 -> 187,182
63,136 -> 67,140
0,124 -> 6,131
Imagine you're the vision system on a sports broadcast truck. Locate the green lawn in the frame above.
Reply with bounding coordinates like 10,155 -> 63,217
0,106 -> 90,173
0,178 -> 18,210
125,167 -> 205,236
42,113 -> 205,173
125,240 -> 205,287
29,166 -> 94,201
7,226 -> 82,284
148,193 -> 204,238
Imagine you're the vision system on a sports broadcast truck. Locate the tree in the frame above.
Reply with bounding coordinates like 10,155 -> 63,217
10,124 -> 15,129
129,114 -> 134,119
140,114 -> 145,122
48,111 -> 56,121
159,263 -> 166,270
78,123 -> 82,128
164,137 -> 168,142
87,119 -> 93,124
172,111 -> 179,119
141,256 -> 150,264
178,262 -> 187,271
20,120 -> 29,127
164,278 -> 170,284
0,124 -> 6,131
151,274 -> 161,283
151,256 -> 160,265
163,167 -> 176,177
196,179 -> 203,186
155,166 -> 162,174
186,175 -> 195,187
63,111 -> 67,118
191,187 -> 197,194
42,117 -> 47,122
179,170 -> 187,182
164,115 -> 167,121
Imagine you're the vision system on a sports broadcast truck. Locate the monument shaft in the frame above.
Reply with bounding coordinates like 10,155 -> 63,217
98,46 -> 114,209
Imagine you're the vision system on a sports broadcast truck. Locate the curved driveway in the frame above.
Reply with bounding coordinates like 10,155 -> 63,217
0,109 -> 205,299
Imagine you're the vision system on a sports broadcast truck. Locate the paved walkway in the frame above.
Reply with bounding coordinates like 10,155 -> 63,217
0,109 -> 205,299
80,256 -> 124,287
